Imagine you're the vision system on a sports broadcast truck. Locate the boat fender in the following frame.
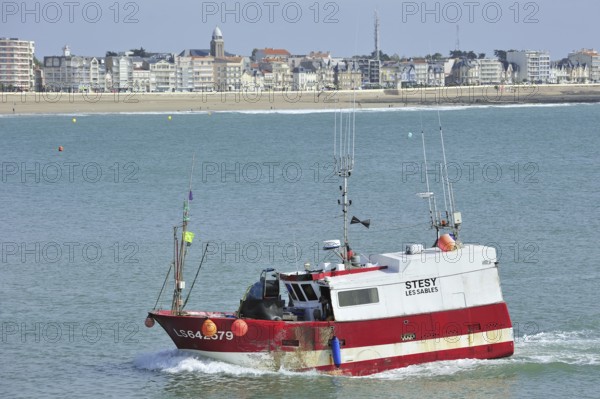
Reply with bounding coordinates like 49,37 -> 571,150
331,336 -> 342,368
202,319 -> 218,337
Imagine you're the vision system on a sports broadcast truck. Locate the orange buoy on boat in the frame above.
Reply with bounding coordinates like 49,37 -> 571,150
231,319 -> 248,337
437,233 -> 456,252
202,319 -> 217,337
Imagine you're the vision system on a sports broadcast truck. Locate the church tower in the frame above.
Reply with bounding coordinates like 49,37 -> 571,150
210,26 -> 224,58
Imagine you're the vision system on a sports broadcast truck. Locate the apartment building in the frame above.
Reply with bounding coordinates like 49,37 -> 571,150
507,50 -> 551,83
0,37 -> 35,90
43,45 -> 106,91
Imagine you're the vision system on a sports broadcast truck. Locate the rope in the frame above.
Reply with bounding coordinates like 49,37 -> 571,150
153,261 -> 173,310
182,243 -> 209,310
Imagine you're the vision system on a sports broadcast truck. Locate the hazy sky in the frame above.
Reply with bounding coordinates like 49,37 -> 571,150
4,0 -> 598,59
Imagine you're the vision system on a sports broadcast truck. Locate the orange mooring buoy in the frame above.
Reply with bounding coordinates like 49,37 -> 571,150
58,146 -> 64,152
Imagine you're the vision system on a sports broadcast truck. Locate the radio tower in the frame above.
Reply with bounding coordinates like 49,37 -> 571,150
374,10 -> 380,61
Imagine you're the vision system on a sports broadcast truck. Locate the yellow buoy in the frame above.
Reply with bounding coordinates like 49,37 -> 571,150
201,319 -> 217,337
168,115 -> 172,120
231,319 -> 248,337
72,118 -> 77,123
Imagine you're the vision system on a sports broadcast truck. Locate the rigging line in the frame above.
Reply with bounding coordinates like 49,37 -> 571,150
437,110 -> 449,217
419,115 -> 433,217
154,261 -> 173,310
348,110 -> 352,168
339,111 -> 342,164
333,110 -> 336,162
440,156 -> 448,217
182,243 -> 209,310
438,110 -> 455,217
188,153 -> 196,196
352,87 -> 356,166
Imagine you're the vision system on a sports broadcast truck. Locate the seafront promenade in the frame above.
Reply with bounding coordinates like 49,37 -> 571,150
3,84 -> 600,114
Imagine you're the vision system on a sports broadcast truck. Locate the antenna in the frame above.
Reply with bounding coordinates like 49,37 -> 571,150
438,112 -> 454,215
374,10 -> 380,61
437,112 -> 461,240
172,155 -> 197,315
420,124 -> 439,231
416,114 -> 461,242
333,104 -> 355,268
455,24 -> 460,51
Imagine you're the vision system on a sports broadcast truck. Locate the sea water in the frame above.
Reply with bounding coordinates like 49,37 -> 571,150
0,104 -> 598,398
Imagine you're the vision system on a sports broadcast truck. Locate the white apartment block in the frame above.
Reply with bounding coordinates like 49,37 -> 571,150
0,37 -> 35,90
214,57 -> 243,91
176,51 -> 215,92
507,50 -> 551,83
106,55 -> 133,91
132,68 -> 150,92
147,59 -> 176,92
478,58 -> 503,84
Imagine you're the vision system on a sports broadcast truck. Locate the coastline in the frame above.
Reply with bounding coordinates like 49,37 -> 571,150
3,84 -> 600,115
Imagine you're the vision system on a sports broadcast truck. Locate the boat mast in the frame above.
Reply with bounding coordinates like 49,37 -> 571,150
172,155 -> 196,315
420,129 -> 440,236
334,93 -> 355,267
437,112 -> 460,240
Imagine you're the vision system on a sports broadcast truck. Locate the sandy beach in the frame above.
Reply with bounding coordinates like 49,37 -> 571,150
3,84 -> 600,114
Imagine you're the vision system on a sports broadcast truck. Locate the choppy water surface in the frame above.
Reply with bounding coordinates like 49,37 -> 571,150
1,104 -> 599,398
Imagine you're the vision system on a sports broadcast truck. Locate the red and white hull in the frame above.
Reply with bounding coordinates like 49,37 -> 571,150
150,302 -> 513,376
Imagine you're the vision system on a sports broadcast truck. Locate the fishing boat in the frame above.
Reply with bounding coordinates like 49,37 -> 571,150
146,112 -> 514,376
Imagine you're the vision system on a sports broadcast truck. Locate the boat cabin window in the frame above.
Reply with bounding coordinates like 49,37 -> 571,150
338,288 -> 379,307
301,284 -> 318,301
291,284 -> 307,302
285,283 -> 298,301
